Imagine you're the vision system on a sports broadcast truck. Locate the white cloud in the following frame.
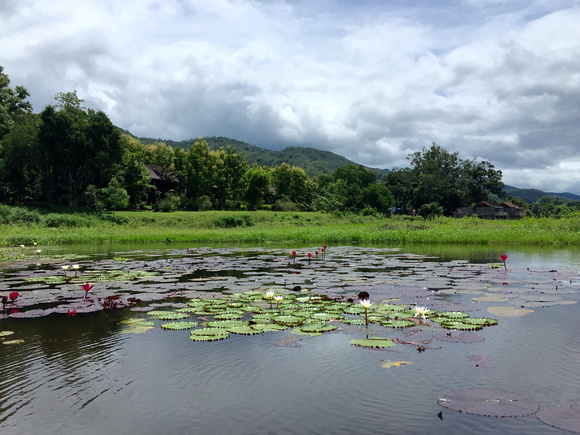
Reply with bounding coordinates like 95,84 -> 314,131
1,0 -> 580,192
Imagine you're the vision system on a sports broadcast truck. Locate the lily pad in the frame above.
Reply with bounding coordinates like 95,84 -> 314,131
350,337 -> 395,348
433,331 -> 485,343
2,339 -> 25,345
437,388 -> 539,417
161,321 -> 198,330
537,404 -> 580,433
487,306 -> 535,317
189,327 -> 230,341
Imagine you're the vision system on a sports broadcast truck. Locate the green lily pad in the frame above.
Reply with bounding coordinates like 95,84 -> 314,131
251,323 -> 287,332
207,320 -> 247,329
440,321 -> 480,330
438,311 -> 469,319
273,315 -> 305,326
161,321 -> 198,330
381,320 -> 416,328
2,339 -> 25,345
189,328 -> 230,341
149,311 -> 190,320
350,337 -> 395,348
462,317 -> 498,326
300,322 -> 337,333
0,331 -> 15,337
228,325 -> 262,335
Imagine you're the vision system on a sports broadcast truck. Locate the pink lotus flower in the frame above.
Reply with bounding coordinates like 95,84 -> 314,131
307,252 -> 312,263
9,291 -> 18,302
81,282 -> 93,297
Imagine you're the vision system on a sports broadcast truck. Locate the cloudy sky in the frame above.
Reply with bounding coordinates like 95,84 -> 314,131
1,0 -> 579,192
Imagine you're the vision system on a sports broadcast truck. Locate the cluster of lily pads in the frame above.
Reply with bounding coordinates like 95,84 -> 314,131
121,289 -> 498,345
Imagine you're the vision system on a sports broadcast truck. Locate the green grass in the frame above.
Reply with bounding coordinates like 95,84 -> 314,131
1,210 -> 580,247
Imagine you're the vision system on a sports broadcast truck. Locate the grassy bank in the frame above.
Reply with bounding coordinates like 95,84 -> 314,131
2,210 -> 580,247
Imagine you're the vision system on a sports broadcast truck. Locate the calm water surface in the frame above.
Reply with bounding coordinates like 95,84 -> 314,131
1,245 -> 579,434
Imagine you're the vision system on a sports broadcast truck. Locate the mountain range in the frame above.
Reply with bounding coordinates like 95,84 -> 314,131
134,134 -> 580,203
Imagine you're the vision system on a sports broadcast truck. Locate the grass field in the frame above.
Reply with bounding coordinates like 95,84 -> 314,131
2,209 -> 580,247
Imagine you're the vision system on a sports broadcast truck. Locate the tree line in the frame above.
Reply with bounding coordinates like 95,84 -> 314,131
4,65 -> 562,218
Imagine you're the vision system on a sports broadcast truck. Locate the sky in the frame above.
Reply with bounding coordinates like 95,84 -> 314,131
1,0 -> 580,193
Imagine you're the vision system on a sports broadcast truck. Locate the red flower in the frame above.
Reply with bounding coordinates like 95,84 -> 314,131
67,309 -> 77,317
500,254 -> 508,270
81,282 -> 93,297
307,253 -> 312,258
292,251 -> 296,256
9,291 -> 18,302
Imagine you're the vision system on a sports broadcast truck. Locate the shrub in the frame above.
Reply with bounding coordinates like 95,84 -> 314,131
43,214 -> 91,228
214,214 -> 254,228
195,195 -> 213,211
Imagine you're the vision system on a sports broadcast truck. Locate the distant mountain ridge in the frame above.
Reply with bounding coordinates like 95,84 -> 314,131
504,185 -> 580,203
129,132 -> 579,202
135,134 -> 390,178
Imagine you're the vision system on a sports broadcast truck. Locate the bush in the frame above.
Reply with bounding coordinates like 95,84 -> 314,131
195,195 -> 213,211
214,214 -> 254,228
418,202 -> 444,219
272,200 -> 299,212
0,205 -> 42,225
43,213 -> 92,228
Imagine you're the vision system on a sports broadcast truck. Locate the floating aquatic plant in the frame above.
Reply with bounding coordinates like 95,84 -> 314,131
536,404 -> 580,433
81,282 -> 93,298
437,388 -> 539,418
350,337 -> 395,348
381,360 -> 410,368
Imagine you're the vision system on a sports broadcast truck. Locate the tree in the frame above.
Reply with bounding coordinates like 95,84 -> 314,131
384,168 -> 415,211
0,66 -> 33,141
244,165 -> 271,210
101,176 -> 129,216
0,113 -> 41,202
37,92 -> 122,206
407,143 -> 504,215
272,163 -> 313,207
361,183 -> 395,214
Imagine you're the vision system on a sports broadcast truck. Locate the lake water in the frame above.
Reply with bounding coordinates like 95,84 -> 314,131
1,244 -> 579,434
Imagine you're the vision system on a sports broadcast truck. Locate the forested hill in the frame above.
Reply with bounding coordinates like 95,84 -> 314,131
135,134 -> 389,178
504,186 -> 580,203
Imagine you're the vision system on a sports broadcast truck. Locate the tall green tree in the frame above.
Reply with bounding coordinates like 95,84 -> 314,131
0,66 -> 33,141
407,143 -> 504,215
37,92 -> 122,206
0,113 -> 41,202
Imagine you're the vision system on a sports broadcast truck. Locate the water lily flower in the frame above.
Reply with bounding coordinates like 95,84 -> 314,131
291,250 -> 297,264
414,306 -> 429,319
67,309 -> 77,317
61,265 -> 70,277
72,264 -> 80,277
500,254 -> 508,270
360,298 -> 373,327
9,291 -> 19,302
274,295 -> 283,309
81,282 -> 93,297
360,299 -> 374,309
19,244 -> 25,249
307,252 -> 312,263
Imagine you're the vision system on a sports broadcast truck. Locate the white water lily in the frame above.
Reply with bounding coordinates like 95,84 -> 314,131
414,306 -> 429,319
360,299 -> 374,309
265,290 -> 275,299
274,295 -> 283,303
61,265 -> 69,271
72,264 -> 80,270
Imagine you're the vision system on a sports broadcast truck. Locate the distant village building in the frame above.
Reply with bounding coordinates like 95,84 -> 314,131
453,201 -> 525,219
145,164 -> 178,202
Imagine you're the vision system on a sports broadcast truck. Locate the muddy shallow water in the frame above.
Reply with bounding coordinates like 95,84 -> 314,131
1,245 -> 579,434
